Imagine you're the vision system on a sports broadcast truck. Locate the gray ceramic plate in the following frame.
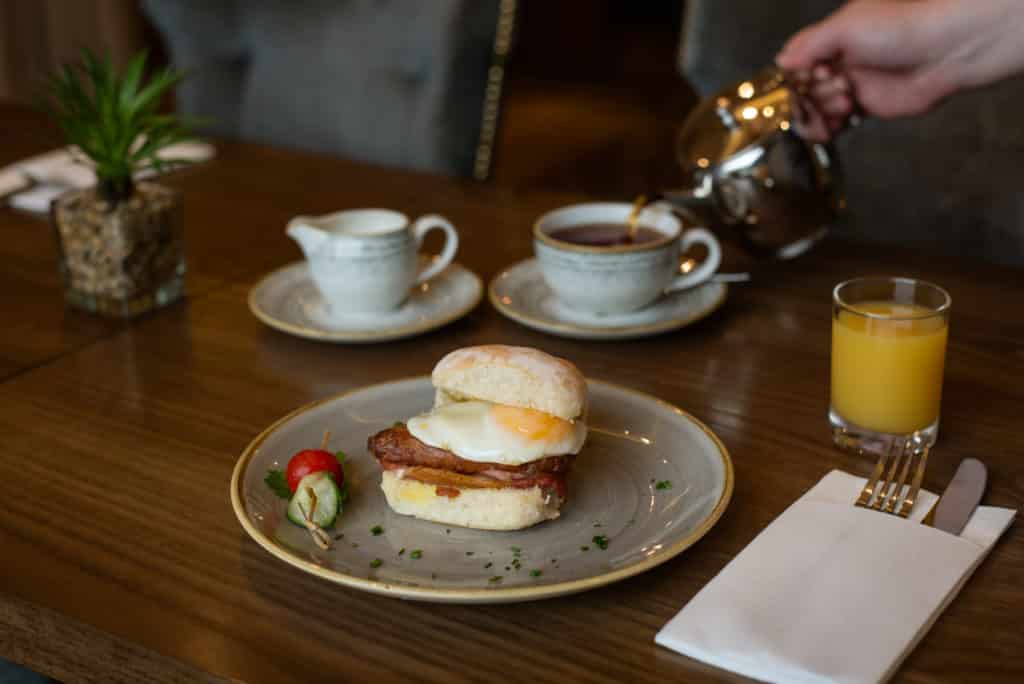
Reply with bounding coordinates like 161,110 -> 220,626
248,261 -> 482,343
489,258 -> 727,341
231,378 -> 733,603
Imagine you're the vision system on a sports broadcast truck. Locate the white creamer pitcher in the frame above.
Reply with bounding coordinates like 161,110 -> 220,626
286,209 -> 459,315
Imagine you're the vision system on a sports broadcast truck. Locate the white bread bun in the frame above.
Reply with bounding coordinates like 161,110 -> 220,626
432,345 -> 586,421
380,471 -> 561,530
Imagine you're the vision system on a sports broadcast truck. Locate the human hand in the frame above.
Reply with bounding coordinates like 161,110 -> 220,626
777,0 -> 1024,141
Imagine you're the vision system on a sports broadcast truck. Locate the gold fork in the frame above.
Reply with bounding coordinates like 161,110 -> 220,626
854,438 -> 930,517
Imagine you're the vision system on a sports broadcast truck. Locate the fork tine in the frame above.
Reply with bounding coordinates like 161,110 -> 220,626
855,445 -> 890,507
897,443 -> 930,518
870,440 -> 906,510
882,439 -> 915,513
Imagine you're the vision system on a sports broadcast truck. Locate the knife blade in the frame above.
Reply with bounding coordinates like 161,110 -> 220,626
931,458 -> 987,536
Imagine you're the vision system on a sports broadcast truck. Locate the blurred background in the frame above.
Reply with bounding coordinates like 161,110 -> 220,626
3,0 -> 1024,265
0,0 -> 693,198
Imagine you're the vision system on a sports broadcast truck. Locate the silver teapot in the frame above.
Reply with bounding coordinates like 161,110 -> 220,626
662,67 -> 845,259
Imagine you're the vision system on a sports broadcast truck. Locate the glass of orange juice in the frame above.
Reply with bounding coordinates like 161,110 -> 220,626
830,277 -> 951,452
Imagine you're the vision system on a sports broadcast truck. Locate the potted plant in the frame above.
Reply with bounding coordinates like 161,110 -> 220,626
45,50 -> 198,317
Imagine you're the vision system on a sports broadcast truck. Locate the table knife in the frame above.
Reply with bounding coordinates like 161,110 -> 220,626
931,458 -> 987,535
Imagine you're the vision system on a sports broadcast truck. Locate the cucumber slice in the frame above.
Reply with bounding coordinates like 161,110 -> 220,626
287,472 -> 340,529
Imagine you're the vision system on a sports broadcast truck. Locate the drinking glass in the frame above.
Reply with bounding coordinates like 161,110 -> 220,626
830,277 -> 951,452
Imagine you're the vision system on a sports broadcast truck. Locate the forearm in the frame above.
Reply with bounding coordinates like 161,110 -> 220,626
926,0 -> 1024,91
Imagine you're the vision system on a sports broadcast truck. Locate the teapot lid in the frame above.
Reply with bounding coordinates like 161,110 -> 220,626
676,67 -> 799,173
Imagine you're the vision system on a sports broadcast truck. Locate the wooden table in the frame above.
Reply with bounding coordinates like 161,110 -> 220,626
1,104 -> 1021,684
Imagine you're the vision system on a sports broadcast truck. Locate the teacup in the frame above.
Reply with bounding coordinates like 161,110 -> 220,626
533,202 -> 721,315
286,209 -> 458,315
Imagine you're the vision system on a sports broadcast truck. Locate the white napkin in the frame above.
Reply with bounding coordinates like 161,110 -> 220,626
1,142 -> 215,213
656,470 -> 1016,684
0,167 -> 30,200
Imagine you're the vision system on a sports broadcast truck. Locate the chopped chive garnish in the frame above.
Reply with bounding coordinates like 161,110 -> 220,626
593,523 -> 602,528
398,548 -> 406,556
410,549 -> 423,560
488,576 -> 503,583
371,525 -> 383,535
655,480 -> 672,490
484,562 -> 493,568
465,551 -> 474,556
334,533 -> 345,540
352,543 -> 359,548
370,558 -> 382,568
580,546 -> 590,552
592,535 -> 609,550
530,570 -> 542,577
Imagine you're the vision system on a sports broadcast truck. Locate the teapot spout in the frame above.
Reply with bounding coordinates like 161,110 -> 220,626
658,174 -> 716,224
285,220 -> 330,258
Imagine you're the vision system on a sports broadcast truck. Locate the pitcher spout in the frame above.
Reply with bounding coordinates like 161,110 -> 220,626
285,219 -> 330,258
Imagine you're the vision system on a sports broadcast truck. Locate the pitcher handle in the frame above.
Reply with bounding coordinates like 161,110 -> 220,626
411,214 -> 459,284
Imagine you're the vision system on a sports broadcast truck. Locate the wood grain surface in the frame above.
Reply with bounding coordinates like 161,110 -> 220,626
0,103 -> 1021,683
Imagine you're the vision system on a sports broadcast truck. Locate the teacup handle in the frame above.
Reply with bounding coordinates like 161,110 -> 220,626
411,214 -> 459,284
664,227 -> 722,292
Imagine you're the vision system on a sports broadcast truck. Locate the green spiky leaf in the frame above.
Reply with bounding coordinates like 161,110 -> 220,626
43,48 -> 201,204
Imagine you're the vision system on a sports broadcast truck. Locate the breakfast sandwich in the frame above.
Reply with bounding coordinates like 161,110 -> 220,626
368,345 -> 588,530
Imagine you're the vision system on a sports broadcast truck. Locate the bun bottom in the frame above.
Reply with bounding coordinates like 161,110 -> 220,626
380,471 -> 562,531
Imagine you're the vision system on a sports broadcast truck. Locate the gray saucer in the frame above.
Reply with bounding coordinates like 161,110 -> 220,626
249,261 -> 482,343
489,258 -> 727,340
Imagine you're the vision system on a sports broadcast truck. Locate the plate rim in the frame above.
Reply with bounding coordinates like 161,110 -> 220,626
230,377 -> 734,603
248,261 -> 483,343
488,258 -> 728,340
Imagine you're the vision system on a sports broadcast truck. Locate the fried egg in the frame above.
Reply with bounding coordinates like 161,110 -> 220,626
406,400 -> 587,465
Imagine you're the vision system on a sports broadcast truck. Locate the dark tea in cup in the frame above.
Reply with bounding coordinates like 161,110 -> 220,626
548,223 -> 663,247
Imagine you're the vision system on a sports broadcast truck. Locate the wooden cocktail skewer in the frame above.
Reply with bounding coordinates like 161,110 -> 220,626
299,489 -> 332,550
296,429 -> 335,550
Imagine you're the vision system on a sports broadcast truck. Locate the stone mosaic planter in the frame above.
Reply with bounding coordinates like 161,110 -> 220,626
50,182 -> 184,317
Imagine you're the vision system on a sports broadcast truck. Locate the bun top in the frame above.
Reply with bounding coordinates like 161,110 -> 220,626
432,345 -> 587,421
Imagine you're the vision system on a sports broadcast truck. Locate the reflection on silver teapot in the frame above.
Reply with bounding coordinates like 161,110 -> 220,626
661,67 -> 845,259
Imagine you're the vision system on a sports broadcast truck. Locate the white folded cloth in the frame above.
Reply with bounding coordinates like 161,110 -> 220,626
656,470 -> 1016,684
0,167 -> 30,200
0,142 -> 215,213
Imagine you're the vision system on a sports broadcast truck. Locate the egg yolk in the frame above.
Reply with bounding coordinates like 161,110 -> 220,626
490,405 -> 573,442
